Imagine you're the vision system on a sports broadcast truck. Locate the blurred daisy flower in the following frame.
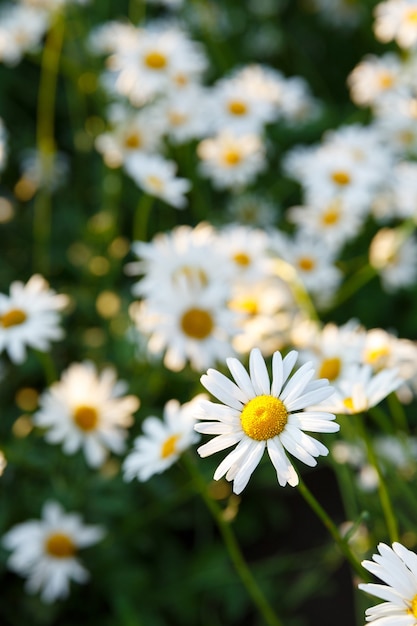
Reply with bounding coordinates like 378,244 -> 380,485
2,501 -> 105,603
318,363 -> 402,414
359,541 -> 417,624
374,0 -> 417,49
130,283 -> 238,372
197,130 -> 266,190
0,4 -> 48,66
0,274 -> 69,364
123,396 -> 201,482
124,153 -> 191,209
195,347 -> 338,494
369,228 -> 417,293
347,53 -> 403,108
33,362 -> 140,468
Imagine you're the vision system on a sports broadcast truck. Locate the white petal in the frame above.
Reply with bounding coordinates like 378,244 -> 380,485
226,357 -> 256,400
271,351 -> 284,397
249,348 -> 271,395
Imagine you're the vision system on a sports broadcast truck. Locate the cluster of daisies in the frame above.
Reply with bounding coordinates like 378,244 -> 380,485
2,1 -> 417,623
90,18 -> 319,206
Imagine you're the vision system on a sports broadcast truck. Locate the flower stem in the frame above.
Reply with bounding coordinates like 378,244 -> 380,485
34,13 -> 65,275
133,193 -> 154,242
272,258 -> 319,322
357,415 -> 399,544
297,476 -> 367,580
183,453 -> 284,626
332,264 -> 376,309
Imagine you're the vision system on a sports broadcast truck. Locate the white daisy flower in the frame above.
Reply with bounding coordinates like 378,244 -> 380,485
197,130 -> 266,190
374,0 -> 417,49
130,284 -> 239,372
33,362 -> 140,468
0,274 -> 69,364
0,4 -> 49,67
318,363 -> 402,415
195,347 -> 339,494
124,153 -> 191,209
359,542 -> 417,624
347,53 -> 403,108
369,228 -> 417,293
2,501 -> 105,603
123,396 -> 201,482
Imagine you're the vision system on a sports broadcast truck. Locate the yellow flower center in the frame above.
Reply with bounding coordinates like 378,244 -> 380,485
343,397 -> 355,412
144,51 -> 167,70
124,132 -> 142,149
0,308 -> 27,328
318,357 -> 341,381
378,72 -> 394,89
331,170 -> 351,186
241,395 -> 288,441
322,205 -> 340,226
364,346 -> 390,367
45,532 -> 76,558
180,307 -> 214,340
223,150 -> 242,166
406,8 -> 417,24
145,175 -> 165,193
407,593 -> 417,617
298,256 -> 315,272
230,297 -> 258,316
73,405 -> 99,432
233,252 -> 251,266
168,111 -> 187,126
161,434 -> 180,459
228,100 -> 248,116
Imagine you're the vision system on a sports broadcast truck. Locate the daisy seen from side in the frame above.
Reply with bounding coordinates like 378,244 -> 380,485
123,396 -> 202,482
33,361 -> 140,468
359,541 -> 417,625
2,500 -> 105,603
194,347 -> 339,494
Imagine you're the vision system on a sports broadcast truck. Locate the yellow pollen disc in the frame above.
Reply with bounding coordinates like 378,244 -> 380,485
343,397 -> 355,412
174,73 -> 188,87
168,111 -> 187,126
241,395 -> 288,441
322,208 -> 340,225
124,132 -> 142,149
0,308 -> 27,328
45,532 -> 76,558
379,72 -> 394,89
319,357 -> 341,381
233,252 -> 251,266
144,51 -> 167,70
407,593 -> 417,617
73,405 -> 99,432
223,150 -> 242,166
406,8 -> 417,23
331,170 -> 351,186
364,346 -> 390,367
230,298 -> 258,316
228,100 -> 248,116
180,307 -> 214,340
161,434 -> 180,459
146,175 -> 164,193
298,256 -> 315,272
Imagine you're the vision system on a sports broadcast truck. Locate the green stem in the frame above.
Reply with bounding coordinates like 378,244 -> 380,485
133,193 -> 154,242
357,415 -> 399,543
272,259 -> 319,322
332,264 -> 376,308
183,453 -> 284,626
387,392 -> 409,434
129,0 -> 145,24
34,14 -> 65,275
297,476 -> 367,580
35,350 -> 58,386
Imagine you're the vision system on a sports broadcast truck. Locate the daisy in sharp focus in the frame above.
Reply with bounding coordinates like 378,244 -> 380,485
0,274 -> 69,364
33,362 -> 140,468
195,347 -> 339,494
2,500 -> 105,603
123,396 -> 202,482
359,541 -> 417,624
